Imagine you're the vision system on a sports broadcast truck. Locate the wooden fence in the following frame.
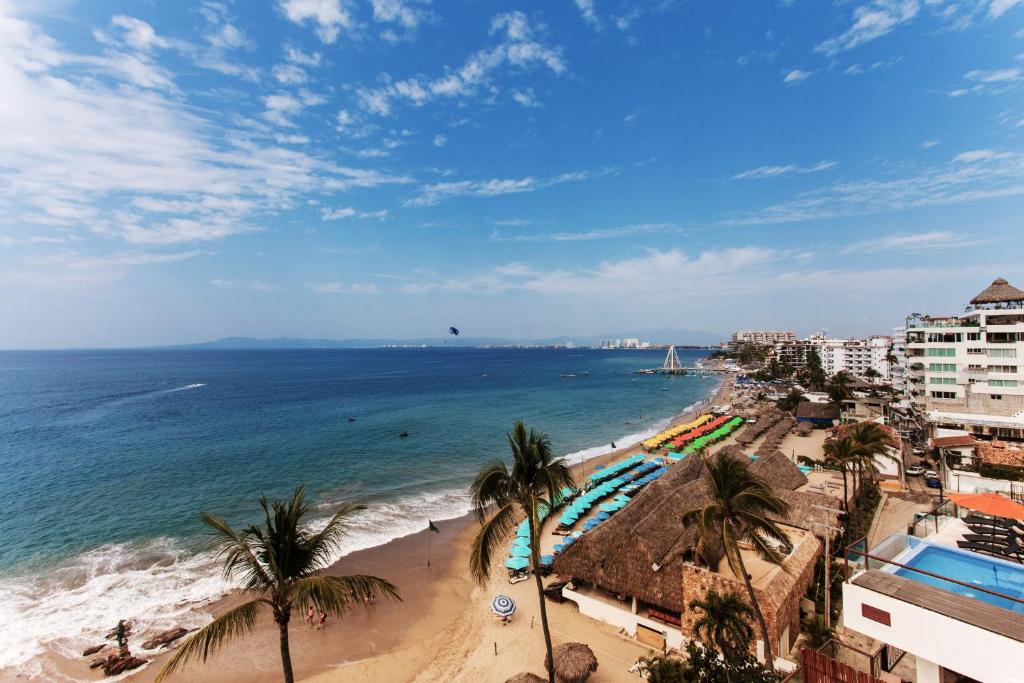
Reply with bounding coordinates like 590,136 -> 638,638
800,647 -> 882,683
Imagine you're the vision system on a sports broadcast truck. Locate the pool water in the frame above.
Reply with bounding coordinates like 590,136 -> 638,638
895,543 -> 1024,613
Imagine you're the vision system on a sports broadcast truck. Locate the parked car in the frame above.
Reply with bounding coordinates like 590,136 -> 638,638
925,470 -> 939,480
926,477 -> 942,489
906,464 -> 926,476
912,448 -> 926,456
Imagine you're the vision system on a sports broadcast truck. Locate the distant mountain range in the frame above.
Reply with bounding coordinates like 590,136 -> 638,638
158,329 -> 724,350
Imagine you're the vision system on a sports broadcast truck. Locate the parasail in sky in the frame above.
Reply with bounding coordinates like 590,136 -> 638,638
449,326 -> 460,336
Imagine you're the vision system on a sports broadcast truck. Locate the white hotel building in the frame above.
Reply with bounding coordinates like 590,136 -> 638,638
906,278 -> 1024,440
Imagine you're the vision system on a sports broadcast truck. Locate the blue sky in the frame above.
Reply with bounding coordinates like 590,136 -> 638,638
1,0 -> 1023,348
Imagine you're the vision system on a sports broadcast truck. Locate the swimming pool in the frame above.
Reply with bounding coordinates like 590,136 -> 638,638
894,542 -> 1024,613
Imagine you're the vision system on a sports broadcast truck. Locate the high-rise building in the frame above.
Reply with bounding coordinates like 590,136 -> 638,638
730,330 -> 796,347
890,326 -> 908,393
817,336 -> 892,381
907,277 -> 1024,440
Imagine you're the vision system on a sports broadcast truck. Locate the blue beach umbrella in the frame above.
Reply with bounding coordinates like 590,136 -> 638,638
510,545 -> 532,558
491,595 -> 517,619
511,537 -> 531,549
505,557 -> 529,570
553,544 -> 565,553
539,555 -> 554,566
516,526 -> 531,538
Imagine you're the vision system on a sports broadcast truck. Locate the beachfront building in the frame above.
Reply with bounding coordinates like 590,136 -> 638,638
817,336 -> 892,382
730,330 -> 796,349
907,277 -> 1024,441
552,452 -> 836,667
890,326 -> 908,394
842,504 -> 1024,683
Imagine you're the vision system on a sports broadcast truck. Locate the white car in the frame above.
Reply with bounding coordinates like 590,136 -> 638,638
906,464 -> 926,476
925,470 -> 939,480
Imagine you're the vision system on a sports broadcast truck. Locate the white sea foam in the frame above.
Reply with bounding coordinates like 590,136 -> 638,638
166,383 -> 206,392
0,488 -> 472,681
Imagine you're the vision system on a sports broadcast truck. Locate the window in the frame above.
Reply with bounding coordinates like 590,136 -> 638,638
989,380 -> 1019,387
927,333 -> 963,343
989,365 -> 1018,373
967,332 -> 981,341
930,391 -> 957,399
967,348 -> 985,355
987,348 -> 1018,359
930,377 -> 957,385
928,363 -> 956,372
927,348 -> 956,357
992,394 -> 1003,400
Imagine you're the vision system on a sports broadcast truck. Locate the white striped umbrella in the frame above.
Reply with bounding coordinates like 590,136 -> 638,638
491,594 -> 517,619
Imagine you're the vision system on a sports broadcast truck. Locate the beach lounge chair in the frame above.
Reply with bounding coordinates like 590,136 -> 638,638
964,514 -> 1014,529
956,539 -> 1023,560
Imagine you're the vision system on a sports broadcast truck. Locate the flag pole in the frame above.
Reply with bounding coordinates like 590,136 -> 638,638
427,524 -> 431,567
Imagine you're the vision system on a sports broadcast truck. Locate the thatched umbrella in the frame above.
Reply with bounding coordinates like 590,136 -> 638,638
552,642 -> 598,683
505,674 -> 546,683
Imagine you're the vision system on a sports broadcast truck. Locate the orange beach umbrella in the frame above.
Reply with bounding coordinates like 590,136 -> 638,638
946,492 -> 1024,522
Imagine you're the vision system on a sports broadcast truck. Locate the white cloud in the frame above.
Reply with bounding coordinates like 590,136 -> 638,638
307,281 -> 381,294
320,206 -> 388,220
277,0 -> 353,43
284,44 -> 321,66
732,160 -> 837,180
405,169 -> 606,207
371,0 -> 428,30
964,67 -> 1022,82
783,69 -> 813,84
272,63 -> 308,84
212,278 -> 285,292
490,222 -> 681,243
725,151 -> 1024,225
989,0 -> 1022,18
814,1 -> 920,57
353,11 -> 565,117
511,88 -> 540,107
839,231 -> 984,254
921,139 -> 939,149
0,6 -> 410,248
107,15 -> 170,51
433,134 -> 447,147
948,88 -> 970,97
574,0 -> 599,26
263,93 -> 303,126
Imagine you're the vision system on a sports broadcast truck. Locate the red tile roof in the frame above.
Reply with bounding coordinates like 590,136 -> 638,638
931,435 -> 977,449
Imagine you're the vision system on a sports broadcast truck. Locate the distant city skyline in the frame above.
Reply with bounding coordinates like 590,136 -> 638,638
1,0 -> 1022,348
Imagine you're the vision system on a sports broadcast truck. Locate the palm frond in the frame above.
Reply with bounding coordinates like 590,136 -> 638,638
289,574 -> 400,615
303,501 -> 367,572
155,599 -> 267,683
199,513 -> 274,593
469,459 -> 512,522
469,502 -> 517,584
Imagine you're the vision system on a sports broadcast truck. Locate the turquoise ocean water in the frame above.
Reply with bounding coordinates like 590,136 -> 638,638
0,348 -> 713,674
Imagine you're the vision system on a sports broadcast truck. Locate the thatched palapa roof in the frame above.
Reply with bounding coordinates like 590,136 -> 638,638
551,455 -> 718,612
795,402 -> 840,420
749,450 -> 809,490
551,450 -> 833,611
505,674 -> 547,683
970,277 -> 1024,305
552,642 -> 598,683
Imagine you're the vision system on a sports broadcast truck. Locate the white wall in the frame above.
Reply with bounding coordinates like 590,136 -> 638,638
843,579 -> 1024,683
946,469 -> 1017,494
562,587 -> 685,651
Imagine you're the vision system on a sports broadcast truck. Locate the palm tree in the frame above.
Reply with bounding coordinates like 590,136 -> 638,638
848,422 -> 899,490
682,453 -> 792,671
469,421 -> 576,683
156,485 -> 400,683
822,436 -> 861,512
826,371 -> 853,409
689,589 -> 755,663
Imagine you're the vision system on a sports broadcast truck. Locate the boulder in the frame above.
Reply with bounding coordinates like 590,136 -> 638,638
82,644 -> 106,657
106,655 -> 147,675
141,627 -> 190,650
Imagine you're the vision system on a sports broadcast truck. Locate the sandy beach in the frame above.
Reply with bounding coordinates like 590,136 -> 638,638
84,375 -> 734,683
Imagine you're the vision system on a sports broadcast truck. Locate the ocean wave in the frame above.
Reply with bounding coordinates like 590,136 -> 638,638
0,487 -> 472,681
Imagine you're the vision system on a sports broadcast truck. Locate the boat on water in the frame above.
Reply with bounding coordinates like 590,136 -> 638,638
560,373 -> 576,378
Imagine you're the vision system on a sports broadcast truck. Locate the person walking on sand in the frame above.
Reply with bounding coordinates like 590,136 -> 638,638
317,610 -> 327,631
306,604 -> 315,628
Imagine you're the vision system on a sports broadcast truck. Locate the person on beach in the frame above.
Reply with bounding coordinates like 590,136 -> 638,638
306,604 -> 315,628
317,610 -> 327,630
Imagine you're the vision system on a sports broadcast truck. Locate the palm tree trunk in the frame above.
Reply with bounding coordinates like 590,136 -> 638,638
276,615 -> 295,683
528,509 -> 555,683
735,553 -> 775,672
840,467 -> 849,513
